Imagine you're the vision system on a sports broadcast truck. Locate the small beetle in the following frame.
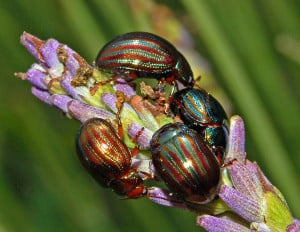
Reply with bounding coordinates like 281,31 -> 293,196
76,118 -> 146,198
170,88 -> 228,162
95,32 -> 194,89
150,123 -> 221,204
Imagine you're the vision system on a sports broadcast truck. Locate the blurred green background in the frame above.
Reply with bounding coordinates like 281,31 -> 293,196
1,0 -> 300,231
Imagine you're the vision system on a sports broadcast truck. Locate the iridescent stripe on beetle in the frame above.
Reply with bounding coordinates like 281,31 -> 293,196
150,123 -> 221,204
76,118 -> 146,198
96,32 -> 194,87
170,88 -> 228,162
97,35 -> 175,72
77,118 -> 131,176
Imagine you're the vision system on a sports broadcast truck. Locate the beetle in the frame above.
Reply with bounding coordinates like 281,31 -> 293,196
95,32 -> 194,89
76,118 -> 146,198
169,88 -> 228,162
150,123 -> 221,204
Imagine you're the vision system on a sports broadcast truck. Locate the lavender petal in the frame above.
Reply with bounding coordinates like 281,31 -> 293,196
219,185 -> 262,222
52,95 -> 73,113
227,161 -> 263,201
40,39 -> 62,75
197,215 -> 250,232
115,78 -> 136,98
20,32 -> 44,62
101,93 -> 142,124
225,115 -> 246,163
26,66 -> 48,90
68,100 -> 115,123
60,73 -> 87,101
147,187 -> 189,210
246,161 -> 277,195
31,87 -> 52,105
61,45 -> 80,76
101,93 -> 118,112
128,123 -> 153,149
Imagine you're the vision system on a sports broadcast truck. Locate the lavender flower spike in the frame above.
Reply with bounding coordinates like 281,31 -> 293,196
16,32 -> 299,232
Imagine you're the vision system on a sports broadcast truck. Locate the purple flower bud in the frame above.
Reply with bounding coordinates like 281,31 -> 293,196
101,93 -> 118,112
20,32 -> 44,62
60,45 -> 80,76
51,95 -> 72,113
40,39 -> 61,71
147,187 -> 189,210
26,65 -> 48,90
68,100 -> 115,123
128,123 -> 153,149
225,115 -> 245,163
31,87 -> 52,105
219,185 -> 262,222
197,215 -> 250,232
114,78 -> 136,98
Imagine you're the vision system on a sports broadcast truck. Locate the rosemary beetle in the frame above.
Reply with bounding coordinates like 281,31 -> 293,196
170,88 -> 228,162
150,123 -> 221,204
76,118 -> 146,198
95,32 -> 194,89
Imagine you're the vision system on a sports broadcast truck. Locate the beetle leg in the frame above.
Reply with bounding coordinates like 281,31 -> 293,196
114,91 -> 128,139
129,126 -> 145,157
211,146 -> 226,164
126,185 -> 147,199
112,172 -> 146,199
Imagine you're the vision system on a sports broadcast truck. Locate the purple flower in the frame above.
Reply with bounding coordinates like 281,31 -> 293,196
197,116 -> 297,231
16,32 -> 298,232
15,32 -> 165,150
